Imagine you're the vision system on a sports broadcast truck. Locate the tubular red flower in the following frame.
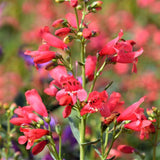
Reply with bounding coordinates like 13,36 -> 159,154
25,89 -> 48,117
10,106 -> 40,126
117,145 -> 135,154
40,26 -> 68,50
55,27 -> 71,37
52,19 -> 64,28
18,128 -> 49,150
117,96 -> 145,122
99,30 -> 123,56
32,140 -> 48,155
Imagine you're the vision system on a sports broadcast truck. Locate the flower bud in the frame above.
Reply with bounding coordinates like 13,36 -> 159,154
38,119 -> 44,125
44,117 -> 51,123
76,5 -> 83,10
3,103 -> 9,110
91,1 -> 103,8
55,0 -> 65,3
55,124 -> 62,136
45,61 -> 58,71
63,35 -> 74,44
77,32 -> 83,37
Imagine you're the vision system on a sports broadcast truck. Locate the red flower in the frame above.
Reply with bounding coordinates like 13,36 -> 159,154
18,128 -> 49,149
40,26 -> 68,50
25,89 -> 48,117
66,13 -> 80,28
56,75 -> 87,118
117,96 -> 155,139
81,91 -> 124,117
32,140 -> 48,155
99,30 -> 123,56
117,96 -> 145,122
83,28 -> 92,39
10,106 -> 40,126
55,27 -> 71,37
85,55 -> 97,81
52,19 -> 64,28
44,80 -> 60,97
70,0 -> 78,7
117,145 -> 135,154
49,65 -> 68,83
25,44 -> 56,65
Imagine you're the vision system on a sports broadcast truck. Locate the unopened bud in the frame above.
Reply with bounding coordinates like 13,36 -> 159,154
45,61 -> 58,70
77,32 -> 83,37
44,117 -> 51,123
55,124 -> 62,136
10,103 -> 17,114
63,35 -> 74,44
91,1 -> 103,8
38,119 -> 44,125
55,0 -> 65,3
36,124 -> 41,128
3,103 -> 9,110
76,5 -> 83,10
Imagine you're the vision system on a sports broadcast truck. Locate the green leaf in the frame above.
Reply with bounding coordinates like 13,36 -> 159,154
104,81 -> 113,91
68,117 -> 80,144
93,145 -> 102,158
81,139 -> 100,146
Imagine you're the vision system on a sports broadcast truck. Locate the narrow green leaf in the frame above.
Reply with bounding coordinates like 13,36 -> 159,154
81,139 -> 100,146
104,81 -> 113,91
68,117 -> 80,144
93,145 -> 102,158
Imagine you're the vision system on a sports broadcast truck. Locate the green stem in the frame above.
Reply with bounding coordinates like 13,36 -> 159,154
100,129 -> 104,158
74,7 -> 79,31
6,111 -> 11,160
81,39 -> 86,89
80,117 -> 86,160
80,2 -> 86,29
49,136 -> 60,160
89,59 -> 106,94
59,134 -> 62,160
153,116 -> 160,160
104,122 -> 117,159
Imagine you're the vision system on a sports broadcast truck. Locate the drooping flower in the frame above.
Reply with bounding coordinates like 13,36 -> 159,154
117,96 -> 145,122
24,44 -> 56,66
55,27 -> 71,37
117,145 -> 135,154
99,30 -> 123,56
18,127 -> 49,150
10,106 -> 40,126
117,96 -> 155,139
40,26 -> 68,50
32,140 -> 48,155
52,19 -> 65,28
25,89 -> 48,117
